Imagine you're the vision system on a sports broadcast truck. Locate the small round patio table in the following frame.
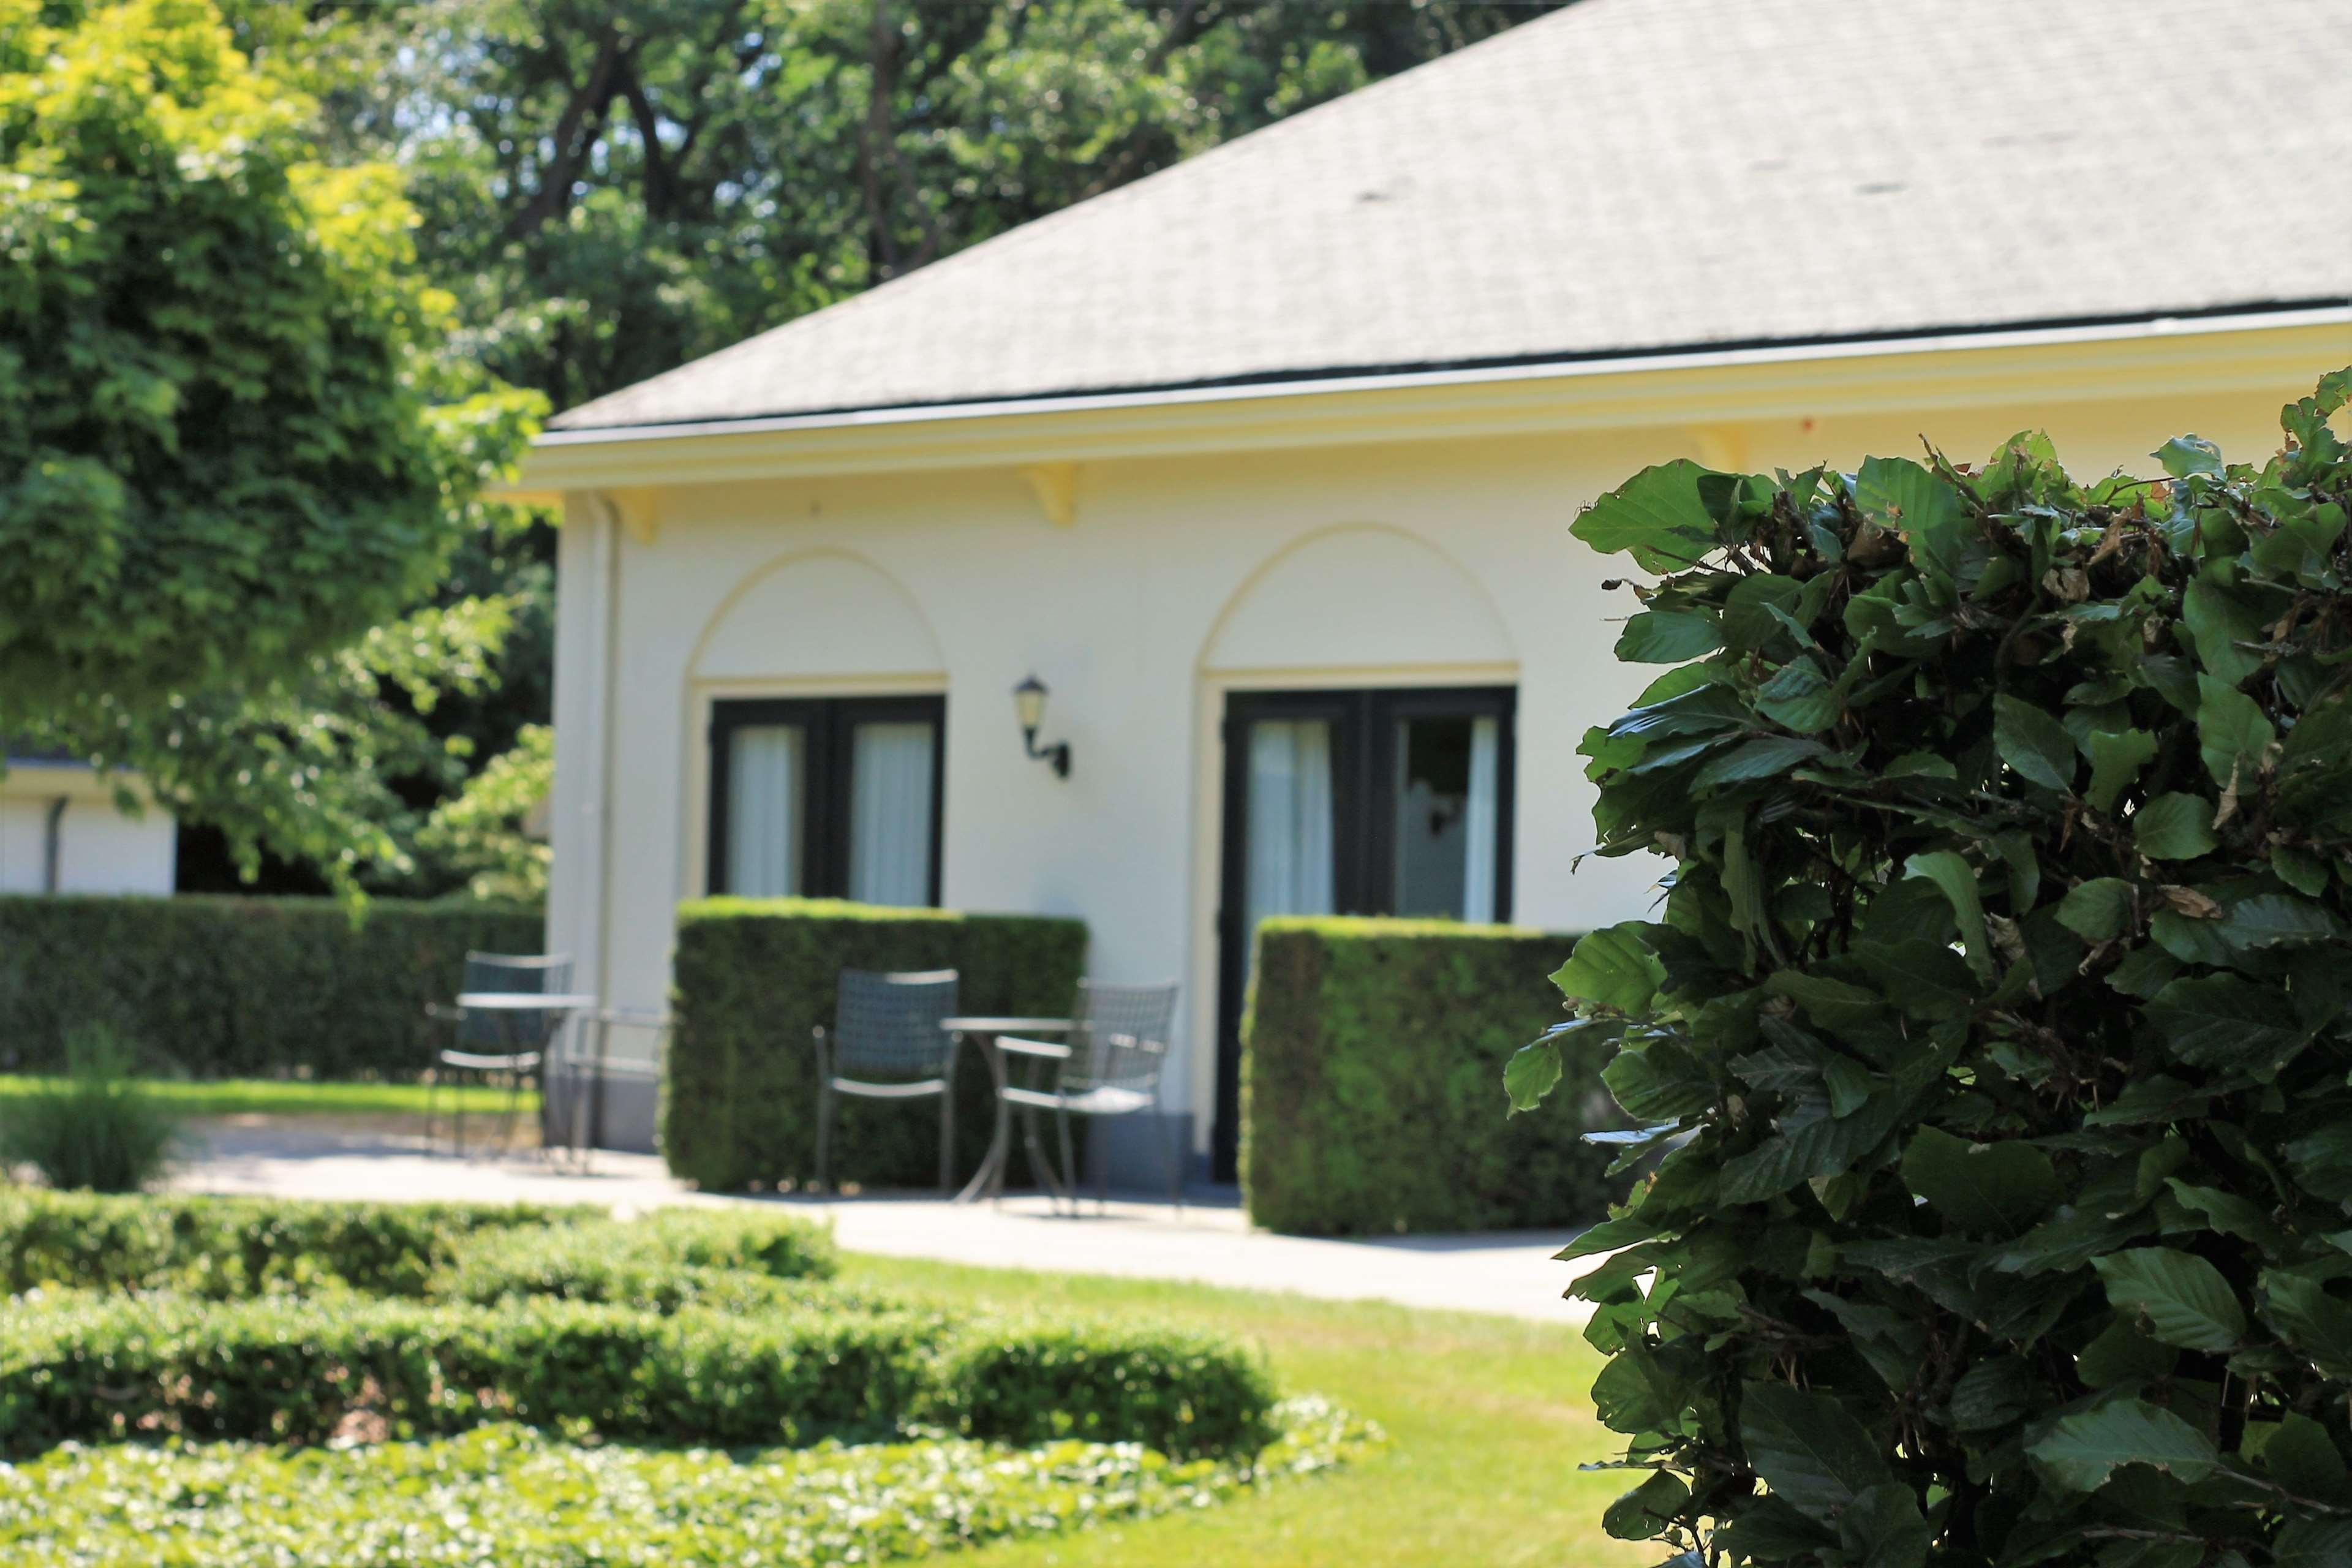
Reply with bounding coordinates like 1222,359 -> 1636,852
454,991 -> 600,1152
940,1016 -> 1071,1203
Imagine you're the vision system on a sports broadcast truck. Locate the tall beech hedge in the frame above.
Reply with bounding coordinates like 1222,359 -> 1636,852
0,896 -> 541,1077
1510,373 -> 2352,1566
1242,918 -> 1618,1235
666,899 -> 1087,1192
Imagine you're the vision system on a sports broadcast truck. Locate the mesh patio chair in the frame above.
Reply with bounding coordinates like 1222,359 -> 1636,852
812,969 -> 962,1194
425,952 -> 573,1155
998,981 -> 1182,1215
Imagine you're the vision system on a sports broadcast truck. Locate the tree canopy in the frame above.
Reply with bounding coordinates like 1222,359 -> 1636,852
0,0 -> 541,892
6,0 -> 1566,895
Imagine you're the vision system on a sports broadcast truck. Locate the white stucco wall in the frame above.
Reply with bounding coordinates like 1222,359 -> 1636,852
0,764 -> 176,895
545,374 -> 2312,1152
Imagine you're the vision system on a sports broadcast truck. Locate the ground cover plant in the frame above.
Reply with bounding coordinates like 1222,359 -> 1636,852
1510,374 -> 2352,1565
0,1195 -> 1349,1564
0,1407 -> 1368,1568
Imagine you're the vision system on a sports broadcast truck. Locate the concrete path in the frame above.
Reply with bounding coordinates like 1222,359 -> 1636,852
170,1120 -> 1590,1323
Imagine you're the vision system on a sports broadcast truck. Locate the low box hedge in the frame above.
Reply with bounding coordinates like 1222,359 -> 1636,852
668,898 -> 1088,1191
0,894 -> 542,1078
1240,917 -> 1621,1235
0,1295 -> 1274,1458
0,1191 -> 834,1297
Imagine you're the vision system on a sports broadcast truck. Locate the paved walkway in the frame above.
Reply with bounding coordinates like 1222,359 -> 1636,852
171,1120 -> 1591,1323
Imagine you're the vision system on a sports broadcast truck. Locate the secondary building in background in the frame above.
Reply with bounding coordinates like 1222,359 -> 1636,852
513,0 -> 2351,1172
0,756 -> 176,897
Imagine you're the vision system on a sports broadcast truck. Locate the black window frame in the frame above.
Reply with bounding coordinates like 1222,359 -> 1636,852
1212,684 -> 1517,1177
706,694 -> 946,905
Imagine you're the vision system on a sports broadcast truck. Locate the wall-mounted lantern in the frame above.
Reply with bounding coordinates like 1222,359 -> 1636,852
1012,674 -> 1071,779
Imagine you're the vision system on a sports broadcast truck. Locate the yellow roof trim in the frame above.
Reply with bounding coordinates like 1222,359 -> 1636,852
507,309 -> 2351,497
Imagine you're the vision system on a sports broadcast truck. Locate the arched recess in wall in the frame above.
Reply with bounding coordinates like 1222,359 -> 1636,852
690,549 -> 945,682
1200,524 -> 1517,675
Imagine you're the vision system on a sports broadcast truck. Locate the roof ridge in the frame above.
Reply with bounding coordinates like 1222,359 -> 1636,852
552,2 -> 1600,426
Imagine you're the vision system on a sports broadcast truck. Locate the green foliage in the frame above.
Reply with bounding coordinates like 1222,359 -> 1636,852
0,1191 -> 601,1297
1241,918 -> 1620,1236
1515,372 -> 2352,1565
0,1401 -> 1372,1567
254,0 -> 1572,410
0,0 -> 544,892
411,720 -> 553,900
0,1294 -> 943,1450
0,894 -> 540,1077
0,1289 -> 1275,1456
667,898 -> 1087,1192
0,1028 -> 182,1191
431,1232 -> 868,1317
932,1317 -> 1278,1460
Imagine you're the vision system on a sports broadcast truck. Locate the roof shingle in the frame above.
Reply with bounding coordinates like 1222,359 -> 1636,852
550,0 -> 2352,432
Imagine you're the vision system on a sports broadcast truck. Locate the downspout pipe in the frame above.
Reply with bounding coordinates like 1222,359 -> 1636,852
41,796 -> 66,894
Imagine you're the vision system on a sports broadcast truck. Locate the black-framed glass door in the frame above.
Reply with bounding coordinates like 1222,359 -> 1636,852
1213,685 -> 1515,1177
707,695 -> 946,905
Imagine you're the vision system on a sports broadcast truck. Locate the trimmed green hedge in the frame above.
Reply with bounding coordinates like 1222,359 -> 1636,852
0,1191 -> 834,1297
0,895 -> 542,1078
1240,917 -> 1620,1235
0,1296 -> 935,1450
0,1295 -> 1275,1458
668,898 -> 1088,1192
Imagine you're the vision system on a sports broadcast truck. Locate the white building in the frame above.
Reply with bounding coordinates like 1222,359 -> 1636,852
0,757 -> 176,897
513,0 -> 2351,1170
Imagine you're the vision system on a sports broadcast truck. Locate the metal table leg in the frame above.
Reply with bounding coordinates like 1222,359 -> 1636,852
953,1032 -> 1012,1203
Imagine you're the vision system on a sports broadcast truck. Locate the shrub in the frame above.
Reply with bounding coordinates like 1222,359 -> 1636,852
931,1317 -> 1279,1460
668,898 -> 1087,1191
0,1191 -> 597,1296
1240,918 -> 1618,1235
1510,375 -> 2352,1564
0,895 -> 541,1078
0,1027 -> 181,1191
0,1294 -> 1277,1457
0,1295 -> 938,1450
432,1214 -> 847,1313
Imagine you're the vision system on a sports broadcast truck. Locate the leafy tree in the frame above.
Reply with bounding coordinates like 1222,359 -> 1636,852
0,0 -> 542,892
413,722 -> 554,901
202,0 -> 1564,895
1512,372 -> 2352,1566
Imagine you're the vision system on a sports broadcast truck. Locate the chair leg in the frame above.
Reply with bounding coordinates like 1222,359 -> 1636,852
815,1082 -> 833,1195
1096,1117 -> 1111,1215
1057,1106 -> 1081,1219
454,1075 -> 466,1158
1159,1110 -> 1183,1213
938,1087 -> 956,1197
424,1070 -> 437,1153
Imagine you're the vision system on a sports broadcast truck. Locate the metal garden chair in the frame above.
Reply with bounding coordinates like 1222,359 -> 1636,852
997,981 -> 1182,1214
425,951 -> 573,1155
811,968 -> 962,1194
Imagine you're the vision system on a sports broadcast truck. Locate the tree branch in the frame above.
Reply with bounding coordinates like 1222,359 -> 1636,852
501,26 -> 629,243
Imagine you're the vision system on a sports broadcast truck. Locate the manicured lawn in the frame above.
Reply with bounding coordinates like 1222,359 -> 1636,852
0,1075 -> 532,1120
839,1254 -> 1646,1568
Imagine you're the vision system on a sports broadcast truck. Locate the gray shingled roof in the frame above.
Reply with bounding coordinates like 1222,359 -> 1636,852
550,0 -> 2352,433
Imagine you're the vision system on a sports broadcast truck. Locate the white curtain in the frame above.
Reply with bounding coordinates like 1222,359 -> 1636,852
1246,721 -> 1335,971
849,721 -> 935,905
726,725 -> 802,896
1462,715 -> 1500,924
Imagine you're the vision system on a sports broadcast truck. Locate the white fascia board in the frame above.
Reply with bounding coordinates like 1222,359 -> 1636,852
509,307 -> 2352,496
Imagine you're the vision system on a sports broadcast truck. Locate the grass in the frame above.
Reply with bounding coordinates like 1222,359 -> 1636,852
838,1253 -> 1646,1568
0,1076 -> 533,1120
